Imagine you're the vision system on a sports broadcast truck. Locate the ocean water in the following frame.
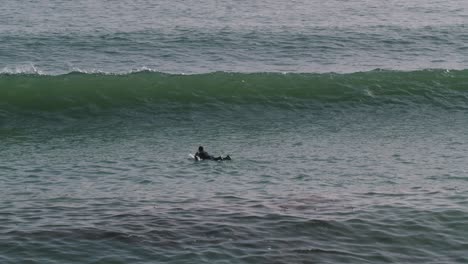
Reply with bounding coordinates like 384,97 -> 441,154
1,1 -> 468,264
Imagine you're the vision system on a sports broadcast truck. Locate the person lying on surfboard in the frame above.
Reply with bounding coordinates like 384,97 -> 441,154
195,146 -> 231,161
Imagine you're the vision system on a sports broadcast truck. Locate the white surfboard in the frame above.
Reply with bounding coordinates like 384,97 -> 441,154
188,154 -> 201,161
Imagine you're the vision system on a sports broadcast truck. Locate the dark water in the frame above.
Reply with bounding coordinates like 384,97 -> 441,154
1,1 -> 468,263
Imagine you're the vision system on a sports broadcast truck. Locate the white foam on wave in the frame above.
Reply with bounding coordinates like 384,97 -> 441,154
0,63 -> 172,76
0,63 -> 45,75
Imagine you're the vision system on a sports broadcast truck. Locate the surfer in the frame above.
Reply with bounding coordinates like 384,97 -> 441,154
195,146 -> 231,161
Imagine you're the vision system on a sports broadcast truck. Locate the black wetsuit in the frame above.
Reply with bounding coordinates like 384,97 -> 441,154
195,151 -> 231,161
195,150 -> 213,160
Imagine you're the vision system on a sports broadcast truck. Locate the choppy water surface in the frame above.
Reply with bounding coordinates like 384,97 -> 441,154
1,0 -> 467,74
1,71 -> 468,263
1,0 -> 468,263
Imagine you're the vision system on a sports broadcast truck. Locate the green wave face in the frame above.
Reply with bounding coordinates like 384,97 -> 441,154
0,70 -> 467,114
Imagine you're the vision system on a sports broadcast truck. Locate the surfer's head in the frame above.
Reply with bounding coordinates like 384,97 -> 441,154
198,146 -> 204,152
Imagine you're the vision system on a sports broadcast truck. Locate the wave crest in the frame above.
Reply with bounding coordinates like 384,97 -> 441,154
0,70 -> 467,113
